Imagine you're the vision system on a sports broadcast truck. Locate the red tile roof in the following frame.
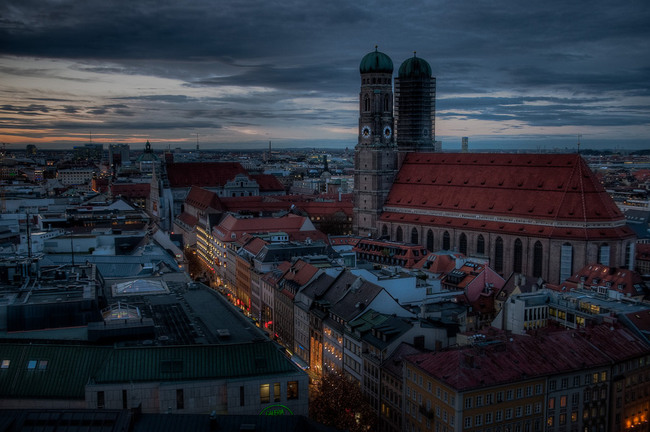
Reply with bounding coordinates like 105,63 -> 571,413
213,214 -> 323,243
384,153 -> 632,240
250,174 -> 285,192
177,212 -> 198,227
282,259 -> 320,286
111,183 -> 150,198
297,200 -> 353,217
407,324 -> 648,391
561,264 -> 645,297
353,238 -> 430,269
380,210 -> 635,241
166,162 -> 248,188
241,237 -> 269,256
184,186 -> 226,212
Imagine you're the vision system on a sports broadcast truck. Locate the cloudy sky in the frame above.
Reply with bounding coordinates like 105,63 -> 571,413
1,0 -> 649,151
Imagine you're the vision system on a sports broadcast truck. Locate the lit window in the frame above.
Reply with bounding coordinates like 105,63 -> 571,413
260,383 -> 270,404
287,381 -> 299,400
1,360 -> 9,369
27,360 -> 37,370
38,360 -> 48,370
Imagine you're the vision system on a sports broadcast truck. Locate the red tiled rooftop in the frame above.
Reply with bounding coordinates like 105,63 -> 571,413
185,186 -> 226,212
177,212 -> 198,227
406,324 -> 648,391
379,211 -> 635,241
111,183 -> 150,198
250,174 -> 285,192
166,162 -> 248,188
386,153 -> 627,229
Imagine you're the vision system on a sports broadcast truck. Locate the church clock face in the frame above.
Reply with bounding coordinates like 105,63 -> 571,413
383,126 -> 392,139
361,125 -> 372,138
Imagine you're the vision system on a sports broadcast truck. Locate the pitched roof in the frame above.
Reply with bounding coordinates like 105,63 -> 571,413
250,174 -> 285,192
406,323 -> 648,391
562,264 -> 645,297
177,211 -> 198,228
92,341 -> 298,383
110,183 -> 150,198
165,162 -> 248,188
282,259 -> 320,286
383,153 -> 633,240
213,214 -> 319,243
0,344 -> 111,399
184,186 -> 226,212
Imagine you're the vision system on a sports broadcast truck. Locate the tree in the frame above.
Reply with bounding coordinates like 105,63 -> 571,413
310,371 -> 377,432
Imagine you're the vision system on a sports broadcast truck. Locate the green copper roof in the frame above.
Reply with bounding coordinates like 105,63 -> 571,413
398,53 -> 432,78
360,47 -> 393,74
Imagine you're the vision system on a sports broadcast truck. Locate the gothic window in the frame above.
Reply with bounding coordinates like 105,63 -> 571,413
384,94 -> 390,112
396,226 -> 403,242
533,241 -> 543,278
443,231 -> 450,250
494,237 -> 504,273
364,95 -> 370,112
560,243 -> 573,282
426,230 -> 434,251
598,243 -> 610,266
381,225 -> 388,238
411,228 -> 418,245
513,238 -> 523,273
459,233 -> 467,255
477,235 -> 485,255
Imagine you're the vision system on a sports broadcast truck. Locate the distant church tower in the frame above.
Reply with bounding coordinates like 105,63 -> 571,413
394,53 -> 436,167
353,47 -> 398,237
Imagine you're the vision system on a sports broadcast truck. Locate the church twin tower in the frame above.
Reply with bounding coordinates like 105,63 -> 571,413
353,47 -> 436,237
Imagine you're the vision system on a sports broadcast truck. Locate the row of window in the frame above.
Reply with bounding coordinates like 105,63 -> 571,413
258,381 -> 299,405
548,372 -> 607,391
385,227 -> 548,277
465,404 -> 542,428
465,385 -> 544,408
0,359 -> 48,370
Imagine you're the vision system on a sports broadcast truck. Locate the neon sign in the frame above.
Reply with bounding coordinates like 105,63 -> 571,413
259,404 -> 293,416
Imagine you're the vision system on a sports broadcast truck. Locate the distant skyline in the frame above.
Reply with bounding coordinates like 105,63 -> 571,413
1,0 -> 649,151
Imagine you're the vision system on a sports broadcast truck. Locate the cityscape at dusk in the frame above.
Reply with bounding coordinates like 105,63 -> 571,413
1,0 -> 649,150
1,2 -> 650,432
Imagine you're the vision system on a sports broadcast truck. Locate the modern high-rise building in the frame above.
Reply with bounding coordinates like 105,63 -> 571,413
461,136 -> 469,153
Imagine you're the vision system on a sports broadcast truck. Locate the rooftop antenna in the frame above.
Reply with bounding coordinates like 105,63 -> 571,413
577,134 -> 582,154
196,133 -> 199,151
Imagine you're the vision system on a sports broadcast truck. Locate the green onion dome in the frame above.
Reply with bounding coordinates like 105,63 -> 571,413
398,52 -> 432,78
360,46 -> 394,74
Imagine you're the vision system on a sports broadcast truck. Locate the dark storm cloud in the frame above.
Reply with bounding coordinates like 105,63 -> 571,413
1,0 -> 649,147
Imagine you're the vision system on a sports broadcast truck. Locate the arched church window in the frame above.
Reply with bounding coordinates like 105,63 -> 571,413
560,243 -> 573,282
443,231 -> 450,250
381,225 -> 388,238
459,233 -> 467,255
598,243 -> 610,266
426,230 -> 434,251
411,228 -> 418,245
477,235 -> 485,255
513,238 -> 523,273
396,226 -> 403,242
494,237 -> 504,273
533,241 -> 543,278
384,94 -> 390,112
625,243 -> 633,269
363,95 -> 370,112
